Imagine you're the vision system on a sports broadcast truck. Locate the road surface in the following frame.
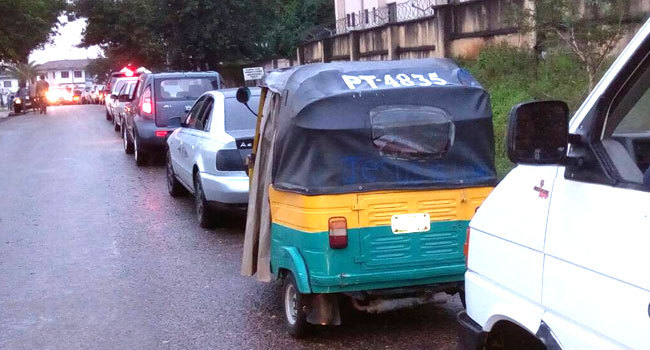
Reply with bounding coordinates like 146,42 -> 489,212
0,105 -> 463,349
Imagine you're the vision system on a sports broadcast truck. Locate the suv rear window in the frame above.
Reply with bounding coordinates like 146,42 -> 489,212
224,97 -> 260,132
155,78 -> 220,101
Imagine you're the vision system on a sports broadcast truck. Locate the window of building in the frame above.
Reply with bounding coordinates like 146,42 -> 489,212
3,81 -> 12,88
60,71 -> 70,79
74,71 -> 82,78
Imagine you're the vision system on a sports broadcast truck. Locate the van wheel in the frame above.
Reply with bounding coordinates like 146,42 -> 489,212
194,171 -> 215,228
283,273 -> 309,338
167,150 -> 184,197
123,125 -> 134,154
485,322 -> 546,350
134,135 -> 148,166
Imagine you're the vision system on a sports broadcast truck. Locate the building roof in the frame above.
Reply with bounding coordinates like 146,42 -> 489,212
37,59 -> 91,71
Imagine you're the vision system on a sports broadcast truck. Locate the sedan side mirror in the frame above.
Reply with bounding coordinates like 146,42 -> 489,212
118,94 -> 131,102
110,94 -> 118,100
236,87 -> 251,103
507,100 -> 569,165
168,117 -> 183,128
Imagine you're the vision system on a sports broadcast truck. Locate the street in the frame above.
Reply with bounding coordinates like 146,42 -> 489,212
0,105 -> 462,349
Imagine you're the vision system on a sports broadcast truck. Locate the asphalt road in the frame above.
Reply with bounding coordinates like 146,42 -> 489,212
0,105 -> 463,350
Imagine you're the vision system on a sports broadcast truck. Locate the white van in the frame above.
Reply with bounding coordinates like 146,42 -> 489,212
458,18 -> 650,350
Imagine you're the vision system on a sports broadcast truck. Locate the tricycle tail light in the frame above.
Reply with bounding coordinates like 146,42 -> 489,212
328,217 -> 348,249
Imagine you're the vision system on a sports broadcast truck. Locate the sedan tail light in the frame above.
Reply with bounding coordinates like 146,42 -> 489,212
329,217 -> 348,249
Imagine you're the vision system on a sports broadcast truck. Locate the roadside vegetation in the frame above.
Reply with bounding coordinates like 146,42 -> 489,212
459,45 -> 603,178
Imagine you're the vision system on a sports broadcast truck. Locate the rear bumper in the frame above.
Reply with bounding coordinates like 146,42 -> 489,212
134,119 -> 175,154
309,268 -> 465,293
200,173 -> 249,204
457,311 -> 487,350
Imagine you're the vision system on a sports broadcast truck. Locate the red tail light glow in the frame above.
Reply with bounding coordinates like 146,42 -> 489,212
463,227 -> 471,265
154,130 -> 169,137
142,98 -> 153,114
328,217 -> 348,249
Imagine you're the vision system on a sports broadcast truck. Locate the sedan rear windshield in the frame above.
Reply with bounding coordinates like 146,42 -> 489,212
155,78 -> 220,101
224,97 -> 260,132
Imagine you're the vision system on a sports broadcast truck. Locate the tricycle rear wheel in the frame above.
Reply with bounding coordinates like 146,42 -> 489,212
283,273 -> 309,338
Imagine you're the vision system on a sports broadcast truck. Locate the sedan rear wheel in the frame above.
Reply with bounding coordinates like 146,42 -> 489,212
194,171 -> 215,228
113,115 -> 120,132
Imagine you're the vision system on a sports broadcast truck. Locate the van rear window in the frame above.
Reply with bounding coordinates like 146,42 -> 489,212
155,78 -> 220,101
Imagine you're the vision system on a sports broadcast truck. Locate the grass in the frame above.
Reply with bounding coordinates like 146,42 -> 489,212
457,45 -> 595,178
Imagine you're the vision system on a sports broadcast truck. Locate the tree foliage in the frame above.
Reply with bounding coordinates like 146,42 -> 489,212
514,0 -> 633,90
6,62 -> 40,85
0,0 -> 67,63
72,0 -> 333,77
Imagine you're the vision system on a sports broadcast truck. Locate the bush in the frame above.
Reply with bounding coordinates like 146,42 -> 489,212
458,45 -> 592,178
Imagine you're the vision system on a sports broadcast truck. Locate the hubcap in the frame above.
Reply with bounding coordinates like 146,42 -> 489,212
123,128 -> 127,149
134,137 -> 139,160
167,156 -> 174,191
284,283 -> 298,325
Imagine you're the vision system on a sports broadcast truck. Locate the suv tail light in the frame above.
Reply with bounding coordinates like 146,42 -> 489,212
142,97 -> 153,116
463,227 -> 471,265
329,217 -> 348,249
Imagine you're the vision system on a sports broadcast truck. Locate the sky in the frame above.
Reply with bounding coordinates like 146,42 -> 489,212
29,16 -> 102,64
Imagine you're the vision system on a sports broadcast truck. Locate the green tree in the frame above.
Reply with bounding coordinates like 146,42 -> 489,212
514,0 -> 633,90
0,0 -> 67,63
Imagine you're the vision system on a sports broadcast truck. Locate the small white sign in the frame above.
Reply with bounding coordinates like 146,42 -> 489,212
391,213 -> 431,234
243,67 -> 264,81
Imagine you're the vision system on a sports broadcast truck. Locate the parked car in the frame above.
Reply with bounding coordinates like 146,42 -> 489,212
105,66 -> 147,120
110,80 -> 138,132
106,77 -> 137,120
122,71 -> 223,166
458,17 -> 650,350
166,88 -> 260,227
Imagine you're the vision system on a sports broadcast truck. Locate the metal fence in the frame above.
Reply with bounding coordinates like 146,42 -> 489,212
336,0 -> 446,34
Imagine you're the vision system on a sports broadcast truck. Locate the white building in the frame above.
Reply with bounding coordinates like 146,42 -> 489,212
37,59 -> 92,90
0,73 -> 19,94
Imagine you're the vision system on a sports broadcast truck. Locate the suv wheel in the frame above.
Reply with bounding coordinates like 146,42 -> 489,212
166,150 -> 185,197
134,134 -> 148,166
123,125 -> 134,154
194,171 -> 215,228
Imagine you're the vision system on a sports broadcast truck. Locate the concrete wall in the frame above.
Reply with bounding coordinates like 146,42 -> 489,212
300,0 -> 532,63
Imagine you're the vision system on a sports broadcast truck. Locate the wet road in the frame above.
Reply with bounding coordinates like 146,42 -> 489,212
0,105 -> 462,349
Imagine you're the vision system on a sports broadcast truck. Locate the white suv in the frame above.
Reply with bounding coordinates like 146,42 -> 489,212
458,18 -> 650,350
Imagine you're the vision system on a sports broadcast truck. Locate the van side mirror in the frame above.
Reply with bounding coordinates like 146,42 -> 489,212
118,94 -> 131,102
507,100 -> 569,165
236,87 -> 251,104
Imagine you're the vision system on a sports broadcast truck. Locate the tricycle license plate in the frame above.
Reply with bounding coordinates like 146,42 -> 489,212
391,213 -> 430,234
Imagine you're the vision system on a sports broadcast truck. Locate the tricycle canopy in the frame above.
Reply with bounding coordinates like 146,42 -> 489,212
263,59 -> 497,195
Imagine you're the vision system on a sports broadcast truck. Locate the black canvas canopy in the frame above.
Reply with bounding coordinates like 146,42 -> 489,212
265,58 -> 497,195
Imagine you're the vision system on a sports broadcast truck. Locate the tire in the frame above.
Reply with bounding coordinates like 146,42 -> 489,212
194,171 -> 215,228
105,110 -> 112,121
113,115 -> 120,132
166,150 -> 185,197
134,135 -> 148,166
14,104 -> 22,114
283,273 -> 309,338
123,125 -> 134,154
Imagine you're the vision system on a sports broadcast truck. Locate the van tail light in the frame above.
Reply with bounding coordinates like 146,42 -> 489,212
329,217 -> 348,249
142,97 -> 153,115
154,130 -> 169,138
463,227 -> 471,265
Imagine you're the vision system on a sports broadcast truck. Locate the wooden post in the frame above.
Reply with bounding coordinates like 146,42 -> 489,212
296,46 -> 305,65
387,25 -> 399,60
434,5 -> 452,58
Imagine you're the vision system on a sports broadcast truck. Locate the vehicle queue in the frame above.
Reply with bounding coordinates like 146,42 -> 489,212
92,17 -> 650,350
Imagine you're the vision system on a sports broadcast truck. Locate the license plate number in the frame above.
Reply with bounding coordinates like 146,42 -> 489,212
391,213 -> 430,234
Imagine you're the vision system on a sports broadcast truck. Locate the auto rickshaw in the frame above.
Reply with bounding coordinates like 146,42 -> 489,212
240,59 -> 496,337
